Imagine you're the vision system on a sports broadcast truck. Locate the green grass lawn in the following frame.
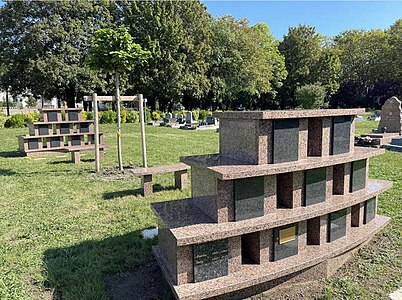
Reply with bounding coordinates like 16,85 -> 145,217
0,121 -> 400,300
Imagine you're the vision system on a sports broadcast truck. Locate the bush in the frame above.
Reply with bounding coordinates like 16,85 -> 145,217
198,110 -> 211,121
127,111 -> 139,123
100,110 -> 117,124
121,110 -> 128,124
82,111 -> 94,120
0,101 -> 16,108
145,110 -> 151,123
5,114 -> 26,128
191,110 -> 199,121
0,113 -> 8,128
151,111 -> 161,121
23,112 -> 41,124
295,84 -> 328,109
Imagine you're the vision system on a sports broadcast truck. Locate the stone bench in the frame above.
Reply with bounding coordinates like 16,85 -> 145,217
127,163 -> 190,197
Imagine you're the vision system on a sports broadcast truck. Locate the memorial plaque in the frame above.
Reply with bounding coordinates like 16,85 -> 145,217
28,139 -> 39,150
47,111 -> 58,122
71,136 -> 81,146
273,119 -> 299,163
39,125 -> 49,136
68,111 -> 79,121
193,239 -> 228,282
50,137 -> 61,148
234,176 -> 264,221
60,124 -> 70,134
274,223 -> 298,261
304,167 -> 327,206
364,197 -> 376,224
350,159 -> 367,192
327,209 -> 347,242
331,116 -> 351,155
80,123 -> 90,133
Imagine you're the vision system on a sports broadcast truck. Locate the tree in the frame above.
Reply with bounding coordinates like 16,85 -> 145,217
87,26 -> 149,171
208,17 -> 286,110
333,29 -> 393,108
0,0 -> 115,107
279,25 -> 341,108
295,84 -> 327,109
122,0 -> 212,110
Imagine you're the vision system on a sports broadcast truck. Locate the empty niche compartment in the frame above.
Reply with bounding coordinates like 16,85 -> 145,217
327,208 -> 347,242
351,203 -> 361,227
330,116 -> 352,155
276,172 -> 293,208
234,176 -> 264,221
307,118 -> 323,157
304,167 -> 327,206
307,216 -> 321,245
272,119 -> 299,163
350,159 -> 367,192
273,223 -> 298,261
193,239 -> 228,282
333,164 -> 345,195
364,197 -> 376,224
241,232 -> 260,264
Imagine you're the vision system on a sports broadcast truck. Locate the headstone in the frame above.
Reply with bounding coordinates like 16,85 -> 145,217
364,198 -> 376,224
206,114 -> 218,126
378,96 -> 402,133
166,112 -> 172,120
185,111 -> 193,125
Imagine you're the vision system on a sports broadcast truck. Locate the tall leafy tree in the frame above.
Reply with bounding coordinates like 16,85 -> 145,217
122,0 -> 212,110
87,26 -> 149,171
333,29 -> 394,108
0,0 -> 115,107
279,25 -> 341,108
208,17 -> 286,110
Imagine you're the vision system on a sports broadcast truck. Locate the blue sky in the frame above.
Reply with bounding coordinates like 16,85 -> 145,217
1,1 -> 401,40
204,1 -> 402,40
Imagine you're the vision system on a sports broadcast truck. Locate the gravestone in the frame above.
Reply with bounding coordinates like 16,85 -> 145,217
378,96 -> 402,133
185,111 -> 193,125
206,114 -> 218,126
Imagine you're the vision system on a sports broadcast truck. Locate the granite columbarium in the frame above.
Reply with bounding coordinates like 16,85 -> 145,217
151,109 -> 392,299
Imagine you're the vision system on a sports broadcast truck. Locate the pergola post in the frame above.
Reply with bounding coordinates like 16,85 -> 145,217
92,92 -> 100,173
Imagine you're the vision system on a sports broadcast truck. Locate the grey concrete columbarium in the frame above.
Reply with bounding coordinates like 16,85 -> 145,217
152,109 -> 392,299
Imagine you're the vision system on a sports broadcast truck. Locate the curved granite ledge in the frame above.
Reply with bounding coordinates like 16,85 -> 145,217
213,108 -> 365,120
151,179 -> 392,246
157,215 -> 389,300
181,147 -> 385,180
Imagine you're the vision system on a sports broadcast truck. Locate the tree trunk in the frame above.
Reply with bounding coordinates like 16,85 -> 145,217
5,89 -> 10,116
115,71 -> 123,171
66,86 -> 76,108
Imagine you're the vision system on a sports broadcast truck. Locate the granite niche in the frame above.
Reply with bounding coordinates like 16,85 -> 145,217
151,109 -> 392,299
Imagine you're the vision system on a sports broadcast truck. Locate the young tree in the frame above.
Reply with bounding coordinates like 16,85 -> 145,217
87,26 -> 149,171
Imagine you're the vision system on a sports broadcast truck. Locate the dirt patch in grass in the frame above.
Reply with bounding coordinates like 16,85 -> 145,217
87,166 -> 137,181
104,259 -> 174,300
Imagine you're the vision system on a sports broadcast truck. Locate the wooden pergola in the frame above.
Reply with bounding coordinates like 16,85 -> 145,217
83,94 -> 147,172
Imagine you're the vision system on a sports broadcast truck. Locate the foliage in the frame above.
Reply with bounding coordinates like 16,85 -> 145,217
23,112 -> 41,124
0,1 -> 115,107
0,113 -> 8,128
87,26 -> 150,75
82,111 -> 94,120
145,110 -> 151,123
4,114 -> 26,128
99,110 -> 117,124
123,1 -> 213,110
198,110 -> 211,121
126,111 -> 139,123
26,96 -> 37,108
120,109 -> 128,124
0,101 -> 16,108
151,111 -> 161,121
295,84 -> 328,109
208,17 -> 287,110
191,110 -> 199,121
279,25 -> 341,107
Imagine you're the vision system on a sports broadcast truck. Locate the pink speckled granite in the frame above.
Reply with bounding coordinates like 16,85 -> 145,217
151,179 -> 391,247
299,118 -> 308,160
228,236 -> 241,273
161,215 -> 390,300
213,108 -> 365,120
264,176 -> 276,214
326,167 -> 333,201
181,147 -> 384,180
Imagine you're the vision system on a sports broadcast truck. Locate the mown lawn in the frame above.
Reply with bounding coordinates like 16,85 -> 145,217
0,120 -> 400,300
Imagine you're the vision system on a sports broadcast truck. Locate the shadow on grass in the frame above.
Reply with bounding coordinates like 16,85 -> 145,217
0,169 -> 17,176
43,230 -> 173,300
103,185 -> 177,200
0,150 -> 21,158
47,158 -> 95,165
